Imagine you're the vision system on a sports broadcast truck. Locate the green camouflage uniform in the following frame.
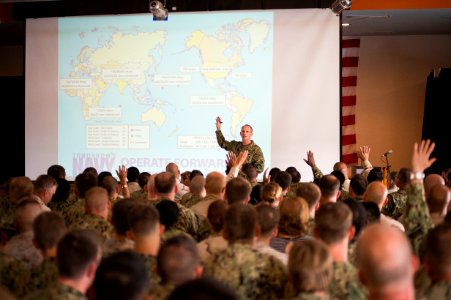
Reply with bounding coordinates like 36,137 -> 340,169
0,253 -> 30,298
102,237 -> 134,257
140,254 -> 161,293
70,214 -> 113,242
423,281 -> 451,300
131,189 -> 149,202
179,193 -> 203,208
161,228 -> 192,243
57,195 -> 80,218
293,293 -> 331,300
150,283 -> 175,300
306,217 -> 315,236
382,189 -> 408,220
63,199 -> 85,226
2,231 -> 43,268
402,182 -> 433,258
27,257 -> 58,296
25,282 -> 87,300
414,265 -> 431,297
215,130 -> 265,173
311,165 -> 324,182
287,183 -> 302,198
348,241 -> 358,267
155,198 -> 200,240
0,197 -> 16,239
327,261 -> 366,300
203,243 -> 287,300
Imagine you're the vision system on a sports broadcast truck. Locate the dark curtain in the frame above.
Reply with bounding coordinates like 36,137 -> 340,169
0,76 -> 25,184
422,68 -> 451,175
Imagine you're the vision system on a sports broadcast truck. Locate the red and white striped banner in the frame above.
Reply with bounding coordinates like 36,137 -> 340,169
341,38 -> 360,165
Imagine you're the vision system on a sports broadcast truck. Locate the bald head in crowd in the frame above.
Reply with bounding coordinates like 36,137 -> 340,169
427,184 -> 450,224
424,174 -> 445,198
363,182 -> 387,209
356,224 -> 417,300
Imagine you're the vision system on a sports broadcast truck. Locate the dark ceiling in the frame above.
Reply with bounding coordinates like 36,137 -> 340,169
1,0 -> 335,45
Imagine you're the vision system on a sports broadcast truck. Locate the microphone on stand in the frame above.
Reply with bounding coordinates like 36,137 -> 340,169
382,150 -> 393,157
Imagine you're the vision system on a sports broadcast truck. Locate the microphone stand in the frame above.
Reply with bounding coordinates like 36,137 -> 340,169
382,154 -> 391,188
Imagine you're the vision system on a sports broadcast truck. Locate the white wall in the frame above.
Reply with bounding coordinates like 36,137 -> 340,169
354,35 -> 451,172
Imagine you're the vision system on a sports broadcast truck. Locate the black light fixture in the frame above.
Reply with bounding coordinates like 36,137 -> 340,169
330,0 -> 352,15
149,0 -> 168,21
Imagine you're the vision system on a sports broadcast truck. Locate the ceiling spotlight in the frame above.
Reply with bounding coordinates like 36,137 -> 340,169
330,0 -> 352,15
149,0 -> 168,21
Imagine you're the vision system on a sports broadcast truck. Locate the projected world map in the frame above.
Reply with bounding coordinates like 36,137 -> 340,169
58,12 -> 273,176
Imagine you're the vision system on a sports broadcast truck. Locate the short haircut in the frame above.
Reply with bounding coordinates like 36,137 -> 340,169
137,172 -> 151,189
15,197 -> 42,232
286,167 -> 301,183
47,164 -> 66,179
85,186 -> 109,212
361,201 -> 381,224
296,183 -> 321,210
426,184 -> 450,214
97,171 -> 113,187
189,170 -> 204,181
315,202 -> 352,245
330,170 -> 345,189
127,167 -> 140,182
33,211 -> 67,250
57,229 -> 100,279
367,167 -> 384,183
83,167 -> 99,178
99,175 -> 118,198
287,239 -> 332,296
8,176 -> 34,203
319,175 -> 340,198
223,203 -> 257,243
425,223 -> 451,278
343,198 -> 367,242
111,199 -> 138,235
225,177 -> 251,205
207,200 -> 228,233
278,196 -> 309,236
127,204 -> 160,237
350,174 -> 368,197
261,182 -> 282,205
51,178 -> 71,204
157,235 -> 200,286
268,167 -> 281,182
250,184 -> 263,205
75,172 -> 98,198
155,200 -> 180,230
167,277 -> 238,300
364,181 -> 388,206
356,224 -> 413,288
155,172 -> 177,194
396,168 -> 412,186
94,251 -> 149,300
205,172 -> 226,195
189,175 -> 205,196
256,204 -> 279,237
33,174 -> 58,194
242,163 -> 258,181
273,171 -> 292,191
